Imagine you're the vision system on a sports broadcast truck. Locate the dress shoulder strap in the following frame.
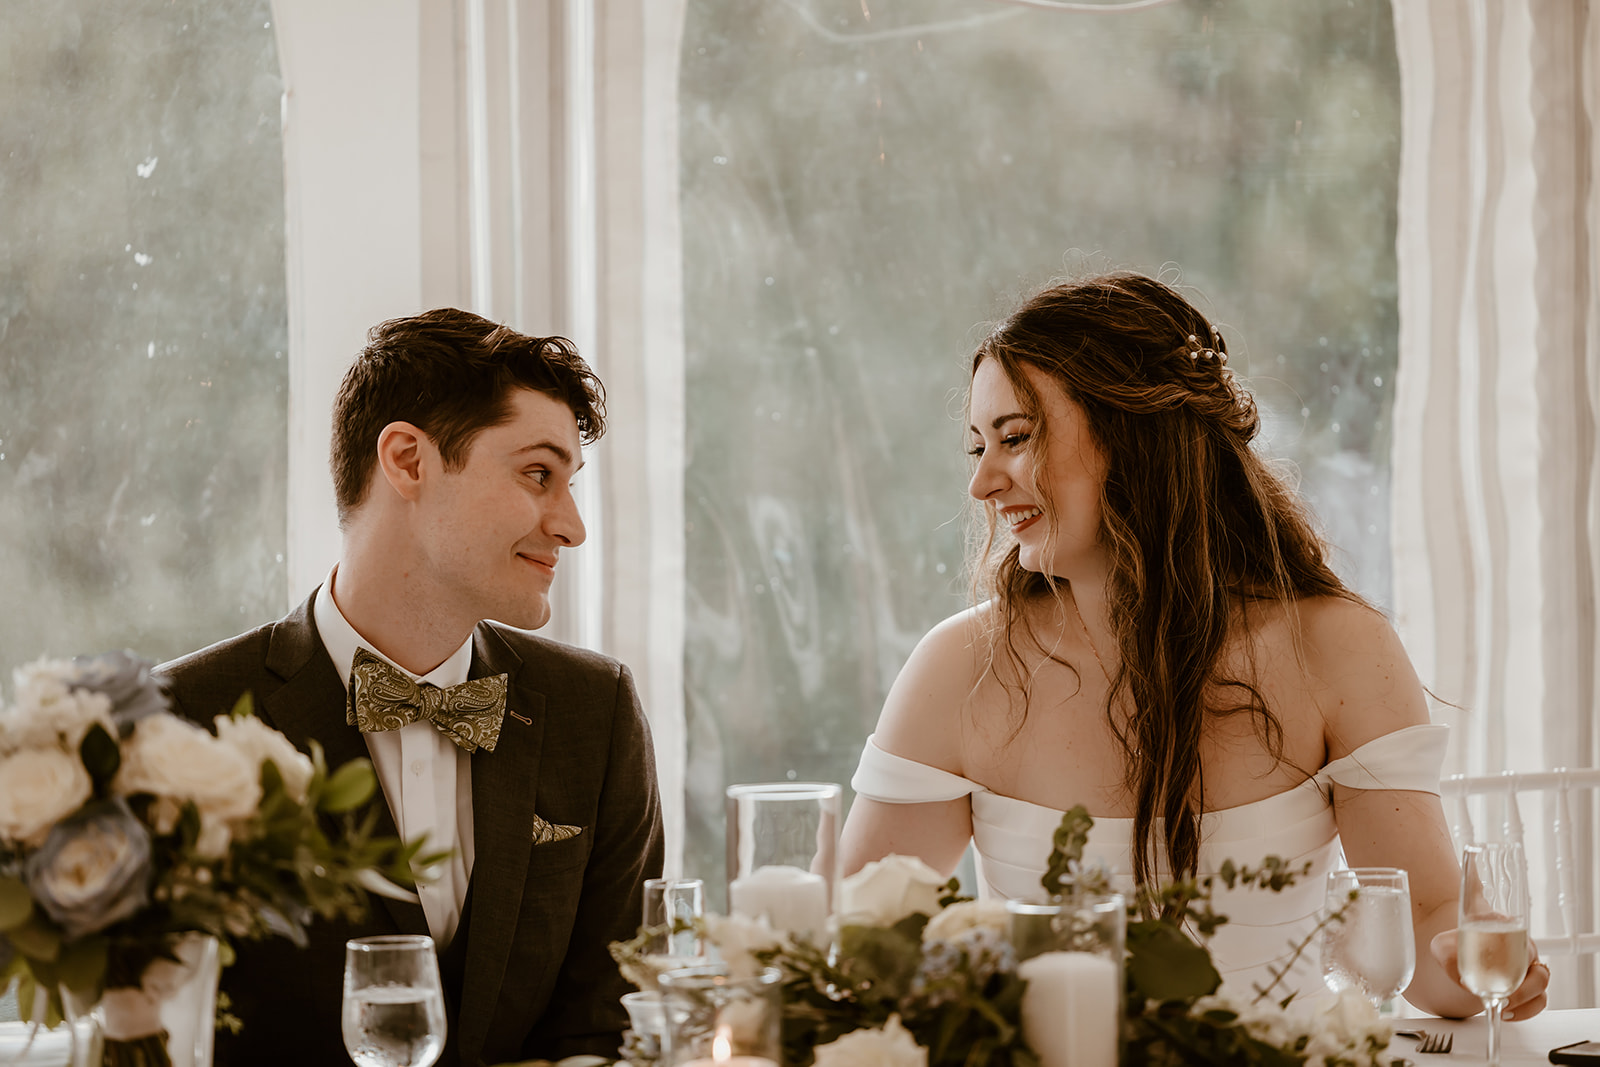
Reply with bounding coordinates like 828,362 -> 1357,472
850,733 -> 981,804
1314,722 -> 1449,794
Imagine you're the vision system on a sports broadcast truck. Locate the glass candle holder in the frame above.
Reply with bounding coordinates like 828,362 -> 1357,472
1007,892 -> 1125,1067
657,964 -> 783,1066
620,990 -> 668,1064
644,877 -> 707,962
725,782 -> 840,941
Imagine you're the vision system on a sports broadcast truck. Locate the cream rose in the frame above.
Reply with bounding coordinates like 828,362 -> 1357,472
813,1015 -> 927,1067
705,912 -> 786,979
922,898 -> 1011,944
213,713 -> 313,804
114,712 -> 261,827
0,746 -> 93,844
1,659 -> 115,755
836,854 -> 946,927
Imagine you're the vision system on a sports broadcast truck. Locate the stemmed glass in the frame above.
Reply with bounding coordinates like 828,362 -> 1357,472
1320,867 -> 1417,1013
1458,843 -> 1532,1067
342,935 -> 448,1067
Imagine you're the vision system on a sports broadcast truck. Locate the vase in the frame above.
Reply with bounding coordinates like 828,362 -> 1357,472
1009,892 -> 1126,1067
657,964 -> 782,1066
99,934 -> 220,1067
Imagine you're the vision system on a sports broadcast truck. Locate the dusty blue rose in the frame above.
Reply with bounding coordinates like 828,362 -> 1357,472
25,798 -> 152,939
68,651 -> 168,734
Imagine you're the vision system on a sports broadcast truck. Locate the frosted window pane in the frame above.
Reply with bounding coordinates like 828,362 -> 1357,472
0,2 -> 288,667
681,0 -> 1399,903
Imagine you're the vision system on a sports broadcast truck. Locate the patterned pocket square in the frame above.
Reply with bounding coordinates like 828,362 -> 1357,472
530,814 -> 584,845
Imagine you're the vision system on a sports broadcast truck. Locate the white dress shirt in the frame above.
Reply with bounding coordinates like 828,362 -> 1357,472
314,567 -> 475,947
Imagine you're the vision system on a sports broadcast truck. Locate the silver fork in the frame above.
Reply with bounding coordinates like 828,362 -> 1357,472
1395,1028 -> 1454,1054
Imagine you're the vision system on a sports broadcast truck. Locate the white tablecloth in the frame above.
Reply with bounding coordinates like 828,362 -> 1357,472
1405,1009 -> 1599,1064
5,1008 -> 1595,1065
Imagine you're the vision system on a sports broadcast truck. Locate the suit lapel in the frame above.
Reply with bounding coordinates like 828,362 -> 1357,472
258,596 -> 428,935
456,624 -> 546,1061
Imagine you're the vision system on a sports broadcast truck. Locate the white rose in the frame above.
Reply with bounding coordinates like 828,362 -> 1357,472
0,747 -> 93,844
1309,988 -> 1389,1047
114,713 -> 261,826
213,714 -> 313,804
705,912 -> 786,978
922,898 -> 1011,944
837,854 -> 946,927
1,660 -> 115,754
813,1015 -> 927,1067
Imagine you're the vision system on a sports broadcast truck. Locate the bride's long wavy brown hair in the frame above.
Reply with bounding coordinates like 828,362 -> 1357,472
969,273 -> 1360,893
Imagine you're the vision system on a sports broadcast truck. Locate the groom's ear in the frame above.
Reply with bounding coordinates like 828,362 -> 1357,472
375,421 -> 431,502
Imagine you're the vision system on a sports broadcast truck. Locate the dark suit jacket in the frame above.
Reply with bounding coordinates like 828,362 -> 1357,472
156,591 -> 665,1067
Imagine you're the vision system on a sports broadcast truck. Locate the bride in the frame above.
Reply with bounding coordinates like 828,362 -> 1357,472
838,272 -> 1548,1018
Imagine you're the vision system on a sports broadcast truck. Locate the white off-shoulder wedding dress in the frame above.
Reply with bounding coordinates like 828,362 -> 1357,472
851,723 -> 1449,1001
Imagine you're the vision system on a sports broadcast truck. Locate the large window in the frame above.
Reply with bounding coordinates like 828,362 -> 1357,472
0,1 -> 288,667
679,0 -> 1401,903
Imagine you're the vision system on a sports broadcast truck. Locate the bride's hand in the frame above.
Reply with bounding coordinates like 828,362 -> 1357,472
1429,928 -> 1552,1020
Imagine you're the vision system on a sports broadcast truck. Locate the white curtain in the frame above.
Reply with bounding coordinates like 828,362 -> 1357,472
271,0 -> 689,869
1390,0 -> 1599,1005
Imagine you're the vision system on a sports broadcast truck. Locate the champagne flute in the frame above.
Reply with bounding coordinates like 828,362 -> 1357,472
342,935 -> 448,1067
1458,842 -> 1531,1067
1320,867 -> 1417,1013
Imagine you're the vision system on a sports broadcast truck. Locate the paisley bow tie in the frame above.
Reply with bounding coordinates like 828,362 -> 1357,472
346,647 -> 510,753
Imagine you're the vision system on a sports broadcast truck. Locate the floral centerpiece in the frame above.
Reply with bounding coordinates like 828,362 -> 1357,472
612,806 -> 1404,1067
0,652 -> 437,1066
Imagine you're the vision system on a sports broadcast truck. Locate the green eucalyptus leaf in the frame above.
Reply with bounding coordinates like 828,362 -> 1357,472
176,801 -> 202,848
836,923 -> 921,1001
259,756 -> 287,805
0,876 -> 33,930
55,936 -> 108,999
230,691 -> 256,719
1126,922 -> 1220,1001
79,722 -> 121,789
1040,804 -> 1095,897
321,759 -> 377,813
7,918 -> 62,963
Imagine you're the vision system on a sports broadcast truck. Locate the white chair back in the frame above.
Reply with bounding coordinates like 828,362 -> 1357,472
1441,767 -> 1600,1006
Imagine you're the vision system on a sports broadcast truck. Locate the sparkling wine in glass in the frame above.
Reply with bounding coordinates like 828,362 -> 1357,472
342,935 -> 448,1067
1459,842 -> 1532,1067
1320,867 -> 1417,1012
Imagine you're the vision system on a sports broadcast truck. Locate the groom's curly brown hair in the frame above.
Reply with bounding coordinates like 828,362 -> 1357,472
329,308 -> 606,524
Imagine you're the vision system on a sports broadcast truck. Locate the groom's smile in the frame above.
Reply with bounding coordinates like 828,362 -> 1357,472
417,386 -> 587,633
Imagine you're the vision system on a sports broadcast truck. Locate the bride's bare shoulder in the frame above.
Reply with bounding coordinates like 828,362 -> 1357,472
1247,594 -> 1430,749
1289,596 -> 1409,670
898,602 -> 995,686
872,603 -> 996,772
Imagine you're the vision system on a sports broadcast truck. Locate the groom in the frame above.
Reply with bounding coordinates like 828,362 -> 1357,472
157,309 -> 663,1067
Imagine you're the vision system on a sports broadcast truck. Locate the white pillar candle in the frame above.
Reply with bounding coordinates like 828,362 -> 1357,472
728,863 -> 829,938
1018,950 -> 1120,1067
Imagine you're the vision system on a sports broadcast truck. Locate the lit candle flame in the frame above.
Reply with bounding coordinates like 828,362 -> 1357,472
712,1025 -> 733,1062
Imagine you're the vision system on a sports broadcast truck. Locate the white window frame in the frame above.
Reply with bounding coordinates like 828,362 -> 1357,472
272,0 -> 688,870
270,1 -> 1600,913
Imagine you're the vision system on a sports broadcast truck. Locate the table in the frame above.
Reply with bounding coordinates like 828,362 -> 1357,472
1404,1009 -> 1600,1064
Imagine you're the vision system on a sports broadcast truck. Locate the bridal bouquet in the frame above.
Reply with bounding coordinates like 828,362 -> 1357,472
0,652 -> 435,1064
611,806 -> 1405,1067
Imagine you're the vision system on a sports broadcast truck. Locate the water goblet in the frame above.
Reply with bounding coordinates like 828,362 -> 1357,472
342,935 -> 447,1067
1458,842 -> 1532,1067
1320,867 -> 1416,1013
